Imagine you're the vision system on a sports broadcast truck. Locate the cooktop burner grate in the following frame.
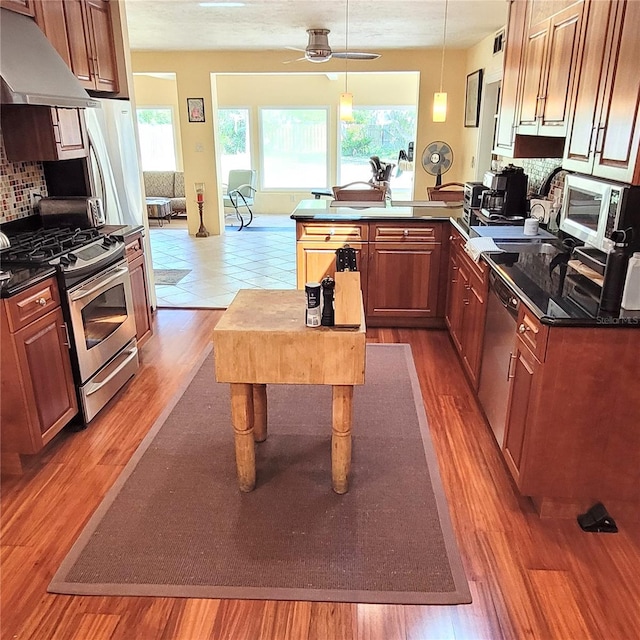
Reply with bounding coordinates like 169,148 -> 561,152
1,227 -> 102,264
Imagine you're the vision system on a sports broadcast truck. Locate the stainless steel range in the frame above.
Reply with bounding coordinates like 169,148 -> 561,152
1,227 -> 139,423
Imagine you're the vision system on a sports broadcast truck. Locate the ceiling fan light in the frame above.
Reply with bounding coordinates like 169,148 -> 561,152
433,92 -> 447,123
340,93 -> 353,121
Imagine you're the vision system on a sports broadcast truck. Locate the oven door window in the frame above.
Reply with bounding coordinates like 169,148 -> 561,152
80,282 -> 128,350
564,186 -> 602,233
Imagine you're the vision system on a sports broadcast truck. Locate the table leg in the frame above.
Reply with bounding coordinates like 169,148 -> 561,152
332,385 -> 354,494
253,384 -> 267,442
230,383 -> 256,492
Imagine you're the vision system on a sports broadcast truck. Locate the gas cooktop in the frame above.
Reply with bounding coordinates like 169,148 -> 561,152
0,227 -> 102,263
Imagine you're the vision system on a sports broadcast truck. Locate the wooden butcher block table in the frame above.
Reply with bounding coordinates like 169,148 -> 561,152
213,289 -> 366,494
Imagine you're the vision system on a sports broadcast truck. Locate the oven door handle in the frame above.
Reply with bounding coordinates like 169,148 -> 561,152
85,345 -> 138,396
69,266 -> 129,302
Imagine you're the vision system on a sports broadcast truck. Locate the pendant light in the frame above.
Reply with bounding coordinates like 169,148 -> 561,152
340,0 -> 354,121
433,0 -> 449,122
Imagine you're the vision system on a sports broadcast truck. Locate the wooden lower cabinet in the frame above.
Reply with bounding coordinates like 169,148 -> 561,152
502,338 -> 540,484
500,306 -> 640,509
125,232 -> 153,348
1,279 -> 78,473
295,220 -> 446,327
367,242 -> 440,322
445,228 -> 488,388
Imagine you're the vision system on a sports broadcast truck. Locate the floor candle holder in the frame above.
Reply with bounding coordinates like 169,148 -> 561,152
195,182 -> 209,238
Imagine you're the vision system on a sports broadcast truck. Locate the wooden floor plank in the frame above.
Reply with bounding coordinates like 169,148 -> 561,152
1,310 -> 639,640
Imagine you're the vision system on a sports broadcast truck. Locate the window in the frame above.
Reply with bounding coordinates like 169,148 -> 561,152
218,108 -> 251,178
339,107 -> 417,198
136,108 -> 177,171
260,108 -> 328,189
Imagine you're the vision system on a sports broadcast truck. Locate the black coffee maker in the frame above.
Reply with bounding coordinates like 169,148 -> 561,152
481,165 -> 528,218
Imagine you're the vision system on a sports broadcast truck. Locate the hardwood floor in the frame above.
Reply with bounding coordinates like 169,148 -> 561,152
2,310 -> 639,640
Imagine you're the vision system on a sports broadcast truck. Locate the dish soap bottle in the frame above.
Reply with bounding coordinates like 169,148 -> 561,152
600,229 -> 632,314
621,251 -> 640,310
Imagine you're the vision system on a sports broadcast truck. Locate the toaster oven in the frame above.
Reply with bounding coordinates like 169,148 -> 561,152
39,196 -> 105,229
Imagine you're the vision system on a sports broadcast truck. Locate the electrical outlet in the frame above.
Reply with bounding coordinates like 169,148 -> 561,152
30,190 -> 42,208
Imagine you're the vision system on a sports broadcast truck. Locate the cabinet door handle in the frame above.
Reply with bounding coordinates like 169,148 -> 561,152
518,323 -> 528,334
36,297 -> 47,307
507,352 -> 517,380
463,298 -> 470,305
61,322 -> 71,348
328,228 -> 335,236
403,229 -> 409,237
595,125 -> 606,154
449,235 -> 455,241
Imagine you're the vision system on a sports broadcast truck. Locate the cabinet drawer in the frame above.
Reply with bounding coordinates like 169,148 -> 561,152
296,222 -> 368,242
3,277 -> 61,332
517,306 -> 548,361
125,234 -> 144,263
372,222 -> 442,242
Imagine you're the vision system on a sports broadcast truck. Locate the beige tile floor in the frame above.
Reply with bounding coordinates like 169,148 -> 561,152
149,214 -> 297,308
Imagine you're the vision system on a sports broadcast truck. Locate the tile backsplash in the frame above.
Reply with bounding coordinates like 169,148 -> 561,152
0,133 -> 48,224
521,158 -> 563,195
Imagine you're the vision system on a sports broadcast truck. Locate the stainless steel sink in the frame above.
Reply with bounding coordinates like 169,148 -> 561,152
495,242 -> 561,255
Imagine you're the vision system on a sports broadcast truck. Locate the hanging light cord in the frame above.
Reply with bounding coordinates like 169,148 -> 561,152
439,0 -> 449,93
345,0 -> 349,93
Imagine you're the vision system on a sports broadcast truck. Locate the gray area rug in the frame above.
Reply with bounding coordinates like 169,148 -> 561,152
49,344 -> 471,605
153,269 -> 191,286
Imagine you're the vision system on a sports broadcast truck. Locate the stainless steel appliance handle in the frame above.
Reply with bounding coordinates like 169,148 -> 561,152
70,266 -> 129,301
85,346 -> 138,396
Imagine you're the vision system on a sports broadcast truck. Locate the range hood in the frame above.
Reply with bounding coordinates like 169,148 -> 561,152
0,8 -> 99,108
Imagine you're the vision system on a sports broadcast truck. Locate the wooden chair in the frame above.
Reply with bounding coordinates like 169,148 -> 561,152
426,182 -> 465,203
332,181 -> 387,202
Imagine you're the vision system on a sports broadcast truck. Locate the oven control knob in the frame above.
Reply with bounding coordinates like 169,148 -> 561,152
67,252 -> 78,263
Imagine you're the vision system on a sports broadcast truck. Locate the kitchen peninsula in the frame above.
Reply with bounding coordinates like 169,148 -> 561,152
292,199 -> 462,328
292,200 -> 640,520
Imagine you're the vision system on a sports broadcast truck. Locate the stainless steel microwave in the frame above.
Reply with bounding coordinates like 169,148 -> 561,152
560,174 -> 640,252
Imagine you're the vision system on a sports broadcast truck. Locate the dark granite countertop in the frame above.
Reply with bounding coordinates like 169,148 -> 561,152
450,218 -> 640,327
0,264 -> 58,299
291,199 -> 462,222
101,224 -> 145,239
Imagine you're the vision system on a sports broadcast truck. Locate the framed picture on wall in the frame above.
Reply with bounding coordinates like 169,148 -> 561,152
464,69 -> 483,128
187,98 -> 205,123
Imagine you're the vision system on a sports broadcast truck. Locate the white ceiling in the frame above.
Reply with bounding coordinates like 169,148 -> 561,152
125,0 -> 509,53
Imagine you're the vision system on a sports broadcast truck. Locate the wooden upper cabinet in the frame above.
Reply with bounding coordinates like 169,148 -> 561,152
563,0 -> 640,184
516,1 -> 584,137
33,0 -> 119,94
0,0 -> 34,16
593,0 -> 640,184
1,105 -> 88,161
84,0 -> 118,92
32,0 -> 72,66
494,0 -> 528,155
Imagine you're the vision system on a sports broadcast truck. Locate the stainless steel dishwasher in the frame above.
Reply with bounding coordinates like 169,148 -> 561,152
478,271 -> 520,447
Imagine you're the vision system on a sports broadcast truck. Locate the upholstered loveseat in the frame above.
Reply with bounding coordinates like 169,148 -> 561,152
143,171 -> 186,217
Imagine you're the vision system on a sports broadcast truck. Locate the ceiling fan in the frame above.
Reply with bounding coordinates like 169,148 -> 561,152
284,29 -> 381,64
